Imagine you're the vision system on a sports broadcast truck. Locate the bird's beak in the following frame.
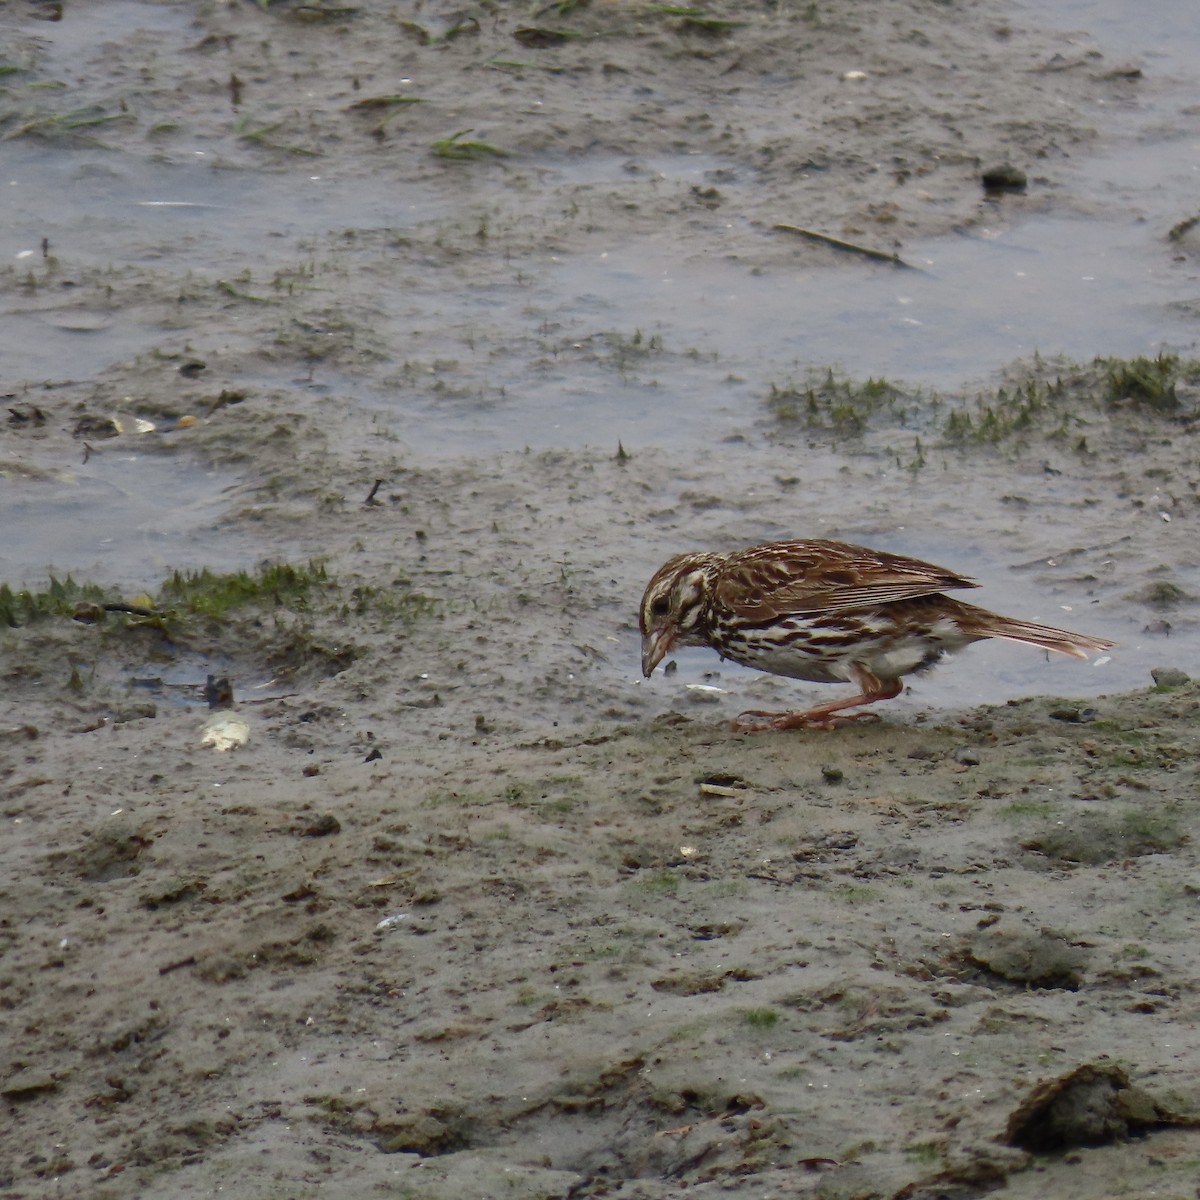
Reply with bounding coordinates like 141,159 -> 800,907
641,627 -> 674,677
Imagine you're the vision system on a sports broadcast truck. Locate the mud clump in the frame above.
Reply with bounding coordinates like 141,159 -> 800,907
962,928 -> 1089,989
1005,1062 -> 1200,1152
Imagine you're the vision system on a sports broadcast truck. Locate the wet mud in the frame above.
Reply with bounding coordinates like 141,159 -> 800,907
3,2 -> 1200,1197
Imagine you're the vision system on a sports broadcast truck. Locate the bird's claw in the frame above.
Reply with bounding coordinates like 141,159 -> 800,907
732,708 -> 883,733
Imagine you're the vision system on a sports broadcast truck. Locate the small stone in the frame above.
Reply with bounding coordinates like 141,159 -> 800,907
301,814 -> 340,837
816,831 -> 858,851
73,414 -> 121,439
1,1071 -> 60,1099
982,163 -> 1027,192
1049,706 -> 1096,723
1151,666 -> 1190,688
114,703 -> 157,723
375,1114 -> 462,1156
820,765 -> 844,784
954,746 -> 981,766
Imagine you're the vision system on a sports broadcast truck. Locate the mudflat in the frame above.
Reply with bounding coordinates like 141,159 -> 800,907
2,2 -> 1199,1196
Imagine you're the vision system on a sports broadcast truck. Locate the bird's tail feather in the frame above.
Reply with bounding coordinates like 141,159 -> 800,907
967,613 -> 1115,660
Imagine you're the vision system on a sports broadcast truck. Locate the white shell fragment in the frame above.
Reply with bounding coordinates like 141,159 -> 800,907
201,712 -> 250,751
376,912 -> 412,931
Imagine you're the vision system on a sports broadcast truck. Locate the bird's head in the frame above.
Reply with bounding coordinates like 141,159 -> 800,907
639,552 -> 721,677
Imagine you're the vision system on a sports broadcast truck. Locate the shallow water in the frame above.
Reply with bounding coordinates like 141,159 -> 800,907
6,143 -> 1199,451
5,12 -> 1198,448
0,449 -> 272,588
1,147 -> 445,380
3,0 -> 1199,642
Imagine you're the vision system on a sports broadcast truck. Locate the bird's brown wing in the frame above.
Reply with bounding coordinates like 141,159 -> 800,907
713,539 -> 979,619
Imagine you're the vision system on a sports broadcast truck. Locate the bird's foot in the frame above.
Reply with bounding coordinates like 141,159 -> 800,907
732,708 -> 883,733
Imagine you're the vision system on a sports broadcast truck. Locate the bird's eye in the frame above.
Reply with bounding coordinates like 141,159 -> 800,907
650,596 -> 670,617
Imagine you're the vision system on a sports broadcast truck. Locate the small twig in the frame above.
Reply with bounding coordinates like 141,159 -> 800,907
363,478 -> 384,506
655,1124 -> 694,1137
102,602 -> 159,617
774,223 -> 921,270
243,691 -> 299,705
72,718 -> 109,733
158,955 -> 197,976
347,95 -> 426,112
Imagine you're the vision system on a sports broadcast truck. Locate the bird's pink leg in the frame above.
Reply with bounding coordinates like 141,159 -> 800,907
733,667 -> 903,732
